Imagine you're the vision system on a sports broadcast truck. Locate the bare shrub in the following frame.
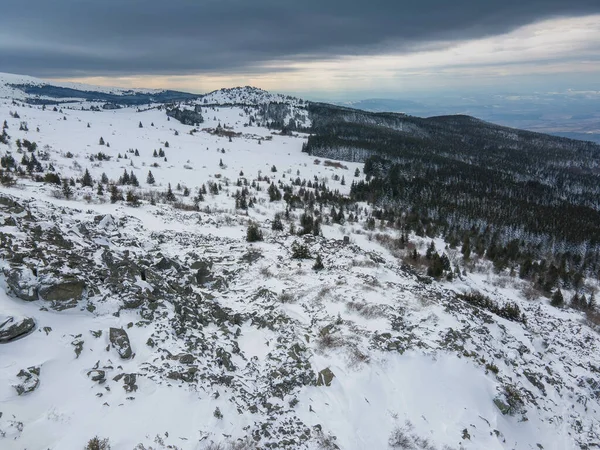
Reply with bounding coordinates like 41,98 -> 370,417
346,301 -> 386,319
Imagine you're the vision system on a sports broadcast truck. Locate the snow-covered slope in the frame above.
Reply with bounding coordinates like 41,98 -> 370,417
1,76 -> 600,450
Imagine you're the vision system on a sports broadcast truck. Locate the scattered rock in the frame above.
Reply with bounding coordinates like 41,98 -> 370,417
109,327 -> 132,359
87,370 -> 106,383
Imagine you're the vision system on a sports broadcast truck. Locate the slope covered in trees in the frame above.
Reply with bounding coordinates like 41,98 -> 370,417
304,103 -> 600,294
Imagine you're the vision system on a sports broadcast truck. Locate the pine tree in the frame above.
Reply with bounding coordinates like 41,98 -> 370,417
99,137 -> 105,145
461,237 -> 471,260
101,172 -> 109,184
97,183 -> 104,196
246,222 -> 263,242
551,289 -> 564,307
62,178 -> 73,199
313,254 -> 324,271
165,183 -> 176,202
81,168 -> 93,187
119,169 -> 130,185
153,149 -> 158,157
110,185 -> 123,203
272,213 -> 284,231
138,121 -> 143,128
146,170 -> 156,184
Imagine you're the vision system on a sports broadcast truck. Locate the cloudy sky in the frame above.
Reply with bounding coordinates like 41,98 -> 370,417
1,0 -> 599,99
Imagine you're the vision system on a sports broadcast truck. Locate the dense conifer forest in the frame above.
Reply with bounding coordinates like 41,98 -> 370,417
303,103 -> 600,300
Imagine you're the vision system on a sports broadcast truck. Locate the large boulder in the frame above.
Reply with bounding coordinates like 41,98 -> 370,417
38,279 -> 86,302
0,316 -> 35,343
14,366 -> 40,395
109,327 -> 132,359
3,267 -> 38,301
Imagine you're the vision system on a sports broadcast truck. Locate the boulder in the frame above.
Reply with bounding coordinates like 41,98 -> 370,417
87,370 -> 106,383
0,316 -> 35,343
3,267 -> 38,301
14,366 -> 40,395
316,368 -> 335,387
179,354 -> 195,365
109,327 -> 132,359
39,279 -> 86,302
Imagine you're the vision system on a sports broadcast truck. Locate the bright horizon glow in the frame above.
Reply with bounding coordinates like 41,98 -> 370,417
50,15 -> 600,100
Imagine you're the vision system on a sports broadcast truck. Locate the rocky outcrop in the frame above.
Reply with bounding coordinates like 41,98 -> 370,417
3,267 -> 38,301
39,279 -> 86,302
14,366 -> 40,395
109,327 -> 132,359
0,316 -> 35,343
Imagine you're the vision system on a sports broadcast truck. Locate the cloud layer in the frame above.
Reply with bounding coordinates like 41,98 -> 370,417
1,0 -> 599,78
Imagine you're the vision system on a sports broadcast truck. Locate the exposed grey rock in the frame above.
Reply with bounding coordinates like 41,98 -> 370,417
179,354 -> 195,365
87,370 -> 106,383
109,327 -> 132,359
14,366 -> 40,395
3,267 -> 38,301
0,316 -> 35,343
38,279 -> 86,302
316,368 -> 335,387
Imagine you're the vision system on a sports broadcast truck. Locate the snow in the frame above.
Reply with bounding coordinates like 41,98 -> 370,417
0,75 -> 599,449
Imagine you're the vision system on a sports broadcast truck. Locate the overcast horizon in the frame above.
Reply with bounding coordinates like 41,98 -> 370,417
1,1 -> 599,101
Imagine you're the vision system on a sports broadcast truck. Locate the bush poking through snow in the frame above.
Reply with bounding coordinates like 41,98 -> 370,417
291,241 -> 311,259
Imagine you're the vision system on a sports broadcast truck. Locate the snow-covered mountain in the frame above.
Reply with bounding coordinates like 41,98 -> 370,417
197,86 -> 306,107
1,74 -> 600,450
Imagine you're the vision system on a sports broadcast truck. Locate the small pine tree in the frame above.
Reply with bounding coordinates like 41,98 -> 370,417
551,289 -> 564,307
99,137 -> 105,145
272,213 -> 284,231
271,165 -> 277,172
126,190 -> 140,206
145,170 -> 155,185
130,172 -> 139,187
138,121 -> 143,128
164,141 -> 169,148
246,222 -> 263,242
62,178 -> 73,199
81,168 -> 93,187
165,183 -> 176,202
134,149 -> 139,156
110,185 -> 123,203
101,172 -> 109,184
153,149 -> 158,157
354,168 -> 360,177
313,254 -> 324,271
97,183 -> 104,196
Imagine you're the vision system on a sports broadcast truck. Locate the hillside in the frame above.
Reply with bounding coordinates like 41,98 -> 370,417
1,74 -> 600,450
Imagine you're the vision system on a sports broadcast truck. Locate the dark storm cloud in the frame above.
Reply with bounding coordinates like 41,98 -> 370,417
1,0 -> 599,77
